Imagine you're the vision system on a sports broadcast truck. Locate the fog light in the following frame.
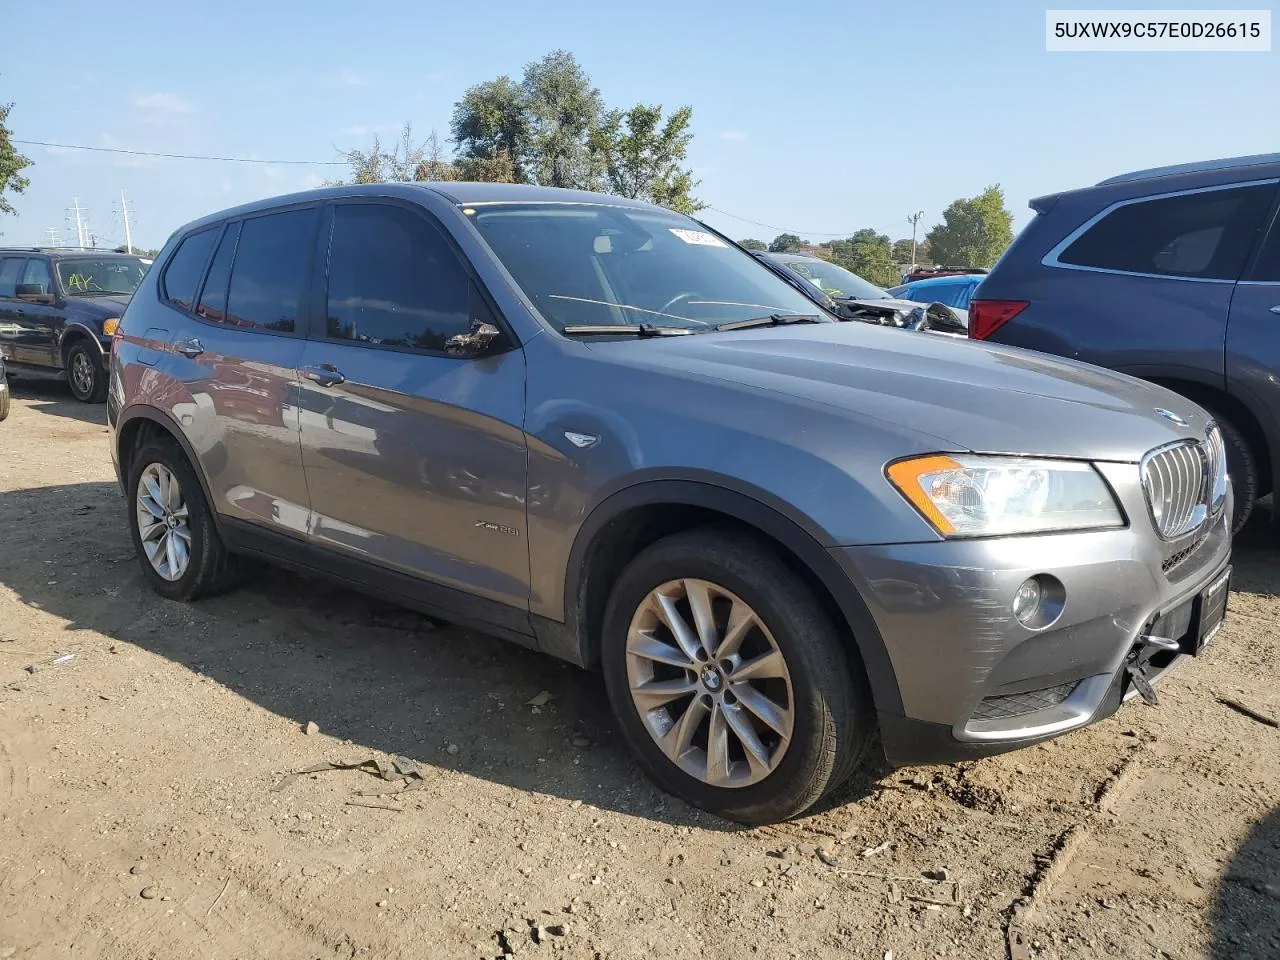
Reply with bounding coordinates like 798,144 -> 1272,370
1012,578 -> 1043,625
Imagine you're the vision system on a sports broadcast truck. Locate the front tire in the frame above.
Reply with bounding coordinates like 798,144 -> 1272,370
66,341 -> 107,403
126,438 -> 238,601
1207,413 -> 1258,534
601,529 -> 874,824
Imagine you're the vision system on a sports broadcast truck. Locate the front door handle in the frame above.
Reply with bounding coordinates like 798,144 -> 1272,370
301,363 -> 345,387
174,337 -> 204,358
1269,305 -> 1280,315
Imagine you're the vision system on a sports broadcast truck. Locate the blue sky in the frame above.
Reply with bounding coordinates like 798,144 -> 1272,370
2,0 -> 1277,251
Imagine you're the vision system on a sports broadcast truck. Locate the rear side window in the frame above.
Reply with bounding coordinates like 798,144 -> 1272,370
1249,213 -> 1280,282
0,258 -> 24,297
196,222 -> 241,324
163,229 -> 218,311
324,203 -> 472,351
1057,183 -> 1276,280
224,208 -> 317,333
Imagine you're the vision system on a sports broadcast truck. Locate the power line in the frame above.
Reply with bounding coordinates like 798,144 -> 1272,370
13,139 -> 346,166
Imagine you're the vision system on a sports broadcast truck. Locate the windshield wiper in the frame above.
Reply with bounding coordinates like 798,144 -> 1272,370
561,323 -> 697,337
713,313 -> 825,331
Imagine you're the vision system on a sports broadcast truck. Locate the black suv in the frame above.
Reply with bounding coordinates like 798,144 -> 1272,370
0,248 -> 150,402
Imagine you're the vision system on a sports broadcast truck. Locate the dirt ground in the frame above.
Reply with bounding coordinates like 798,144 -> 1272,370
0,381 -> 1276,960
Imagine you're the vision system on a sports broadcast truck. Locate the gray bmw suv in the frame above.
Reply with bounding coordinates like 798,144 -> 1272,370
109,183 -> 1232,824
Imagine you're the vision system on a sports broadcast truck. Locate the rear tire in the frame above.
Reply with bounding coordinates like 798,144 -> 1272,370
601,529 -> 874,824
66,341 -> 107,403
1206,413 -> 1258,534
126,437 -> 239,601
0,384 -> 9,422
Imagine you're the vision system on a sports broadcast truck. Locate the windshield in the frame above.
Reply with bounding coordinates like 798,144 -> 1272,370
56,257 -> 147,297
778,258 -> 888,300
468,204 -> 830,332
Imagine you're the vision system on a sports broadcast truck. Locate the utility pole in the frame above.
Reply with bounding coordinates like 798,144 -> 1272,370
120,190 -> 134,254
71,197 -> 87,248
45,226 -> 60,247
907,210 -> 925,267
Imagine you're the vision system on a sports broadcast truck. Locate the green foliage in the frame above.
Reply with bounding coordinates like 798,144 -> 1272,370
338,124 -> 455,185
891,237 -> 929,264
738,238 -> 767,251
821,228 -> 898,287
451,76 -> 528,183
925,185 -> 1013,268
768,233 -> 803,252
520,50 -> 604,189
590,104 -> 700,213
0,101 -> 31,218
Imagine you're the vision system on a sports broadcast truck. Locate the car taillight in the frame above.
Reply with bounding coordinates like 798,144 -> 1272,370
967,299 -> 1028,340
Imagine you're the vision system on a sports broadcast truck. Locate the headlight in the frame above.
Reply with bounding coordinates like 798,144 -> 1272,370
887,454 -> 1124,537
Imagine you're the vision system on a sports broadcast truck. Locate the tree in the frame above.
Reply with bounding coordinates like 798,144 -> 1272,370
925,185 -> 1014,268
520,50 -> 604,189
590,104 -> 701,213
891,237 -> 930,264
768,233 -> 803,252
451,76 -> 529,183
0,101 -> 32,218
821,229 -> 898,287
738,238 -> 767,251
337,124 -> 455,184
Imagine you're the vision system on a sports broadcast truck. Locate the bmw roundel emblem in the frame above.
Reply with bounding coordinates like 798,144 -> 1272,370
1155,408 -> 1188,426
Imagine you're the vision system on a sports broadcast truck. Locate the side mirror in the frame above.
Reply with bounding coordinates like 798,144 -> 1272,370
15,284 -> 55,305
445,320 -> 502,357
921,301 -> 968,334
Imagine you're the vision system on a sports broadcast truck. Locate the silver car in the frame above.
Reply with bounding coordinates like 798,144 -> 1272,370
108,183 -> 1232,824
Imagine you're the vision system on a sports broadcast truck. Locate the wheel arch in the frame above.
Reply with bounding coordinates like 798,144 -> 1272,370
115,405 -> 225,535
543,479 -> 904,716
58,323 -> 107,365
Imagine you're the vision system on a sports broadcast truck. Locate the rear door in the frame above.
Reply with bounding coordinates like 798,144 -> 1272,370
162,208 -> 317,536
0,257 -> 26,363
1226,204 -> 1280,456
296,199 -> 530,617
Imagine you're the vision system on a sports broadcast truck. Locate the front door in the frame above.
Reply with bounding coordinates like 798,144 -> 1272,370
296,200 -> 530,616
17,257 -> 60,367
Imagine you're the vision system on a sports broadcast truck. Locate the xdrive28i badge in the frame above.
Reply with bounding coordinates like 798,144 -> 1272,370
1154,408 -> 1188,426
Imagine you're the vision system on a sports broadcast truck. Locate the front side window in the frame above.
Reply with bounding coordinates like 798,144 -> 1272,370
163,230 -> 218,311
1057,183 -> 1276,280
470,204 -> 828,331
57,257 -> 147,296
20,259 -> 52,294
224,208 -> 317,333
0,258 -> 25,298
324,203 -> 472,351
782,259 -> 887,300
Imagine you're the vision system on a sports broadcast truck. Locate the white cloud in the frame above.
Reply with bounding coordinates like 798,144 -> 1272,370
718,131 -> 748,142
326,69 -> 371,89
133,93 -> 196,121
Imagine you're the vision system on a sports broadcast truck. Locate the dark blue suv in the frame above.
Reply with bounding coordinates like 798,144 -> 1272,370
973,154 -> 1280,530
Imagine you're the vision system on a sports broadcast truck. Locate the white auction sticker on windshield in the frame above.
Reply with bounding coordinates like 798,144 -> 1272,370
669,228 -> 726,247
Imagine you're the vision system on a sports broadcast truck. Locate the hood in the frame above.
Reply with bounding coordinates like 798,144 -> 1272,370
592,323 -> 1212,462
67,294 -> 132,317
838,296 -> 919,313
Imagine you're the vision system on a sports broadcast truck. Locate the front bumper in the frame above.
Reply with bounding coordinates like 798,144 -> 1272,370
833,462 -> 1232,766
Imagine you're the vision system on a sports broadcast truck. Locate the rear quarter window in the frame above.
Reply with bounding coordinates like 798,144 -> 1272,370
162,229 -> 219,311
1056,183 -> 1276,280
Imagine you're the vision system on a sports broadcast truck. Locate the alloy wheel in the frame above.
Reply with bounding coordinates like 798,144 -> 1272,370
136,463 -> 192,581
625,578 -> 794,788
70,350 -> 94,397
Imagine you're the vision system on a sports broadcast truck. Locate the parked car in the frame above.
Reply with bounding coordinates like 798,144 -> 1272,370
900,265 -> 989,283
0,355 -> 9,421
755,252 -> 922,327
889,272 -> 985,311
971,152 -> 1280,531
0,248 -> 149,402
111,183 -> 1231,824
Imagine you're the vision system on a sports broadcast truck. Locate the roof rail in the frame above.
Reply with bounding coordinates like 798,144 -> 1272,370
1098,153 -> 1280,186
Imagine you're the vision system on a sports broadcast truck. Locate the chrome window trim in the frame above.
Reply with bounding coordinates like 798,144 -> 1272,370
1041,178 -> 1280,282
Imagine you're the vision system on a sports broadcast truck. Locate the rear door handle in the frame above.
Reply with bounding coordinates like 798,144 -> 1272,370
174,337 -> 204,358
1269,305 -> 1280,315
301,363 -> 345,387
